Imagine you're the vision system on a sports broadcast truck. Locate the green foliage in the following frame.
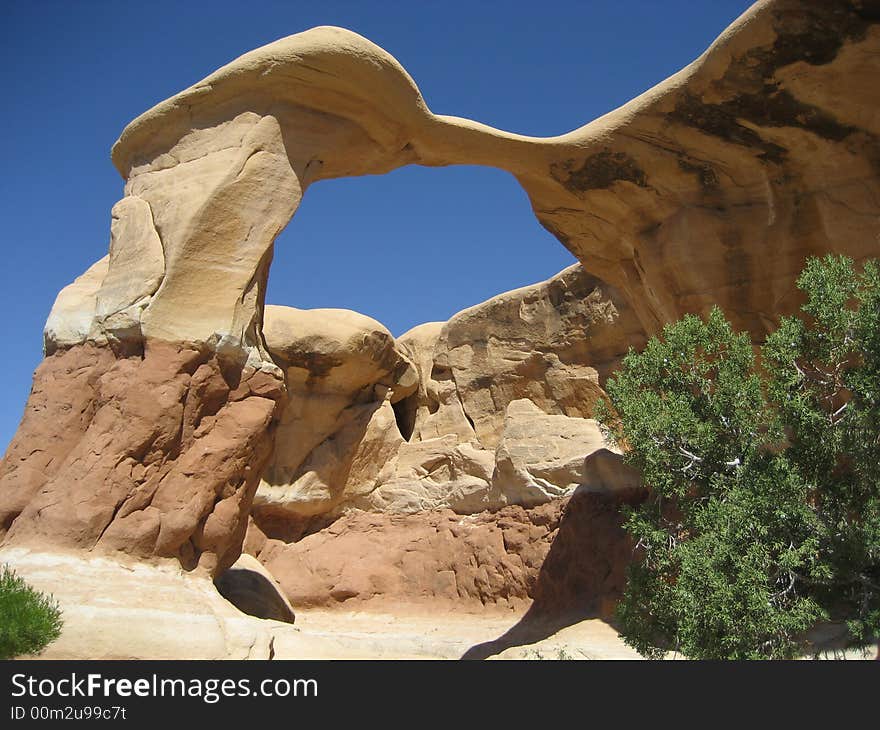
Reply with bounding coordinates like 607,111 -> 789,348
0,564 -> 63,659
597,255 -> 880,659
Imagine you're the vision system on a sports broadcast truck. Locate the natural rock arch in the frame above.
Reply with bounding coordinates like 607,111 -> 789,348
2,1 -> 879,577
100,4 -> 880,362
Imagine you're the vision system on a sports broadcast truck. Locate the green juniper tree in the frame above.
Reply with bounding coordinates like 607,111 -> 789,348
0,565 -> 63,659
597,255 -> 880,659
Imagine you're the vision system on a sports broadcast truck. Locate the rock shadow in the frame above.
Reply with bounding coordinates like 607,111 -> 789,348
461,487 -> 644,660
215,560 -> 296,624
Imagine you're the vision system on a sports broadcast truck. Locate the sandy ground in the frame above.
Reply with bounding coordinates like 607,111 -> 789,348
2,547 -> 643,660
3,548 -> 874,660
270,606 -> 644,660
268,608 -> 878,659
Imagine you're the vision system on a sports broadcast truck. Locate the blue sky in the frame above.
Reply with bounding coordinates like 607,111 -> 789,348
0,0 -> 754,450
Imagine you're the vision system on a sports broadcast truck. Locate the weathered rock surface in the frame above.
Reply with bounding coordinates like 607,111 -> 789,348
0,343 -> 284,576
431,265 -> 644,449
1,548 -> 278,659
395,322 -> 478,444
6,546 -> 862,660
250,265 -> 637,527
255,305 -> 415,521
99,2 -> 880,358
43,2 -> 878,364
492,399 -> 612,506
2,546 -> 654,660
359,436 -> 497,515
262,305 -> 416,399
581,449 -> 644,495
249,488 -> 642,615
43,256 -> 109,355
92,197 -> 165,345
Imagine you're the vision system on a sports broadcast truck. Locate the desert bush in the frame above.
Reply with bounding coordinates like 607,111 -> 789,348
0,564 -> 63,659
597,255 -> 880,659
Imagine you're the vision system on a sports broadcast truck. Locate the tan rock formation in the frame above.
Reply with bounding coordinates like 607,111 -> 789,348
428,264 -> 643,449
581,449 -> 644,495
252,265 -> 637,525
360,436 -> 497,514
492,399 -> 611,506
262,305 -> 416,399
1,548 -> 278,660
43,256 -> 109,355
2,545 -> 652,660
254,306 -> 414,520
395,322 -> 479,444
102,2 -> 880,358
43,2 -> 877,365
92,197 -> 165,345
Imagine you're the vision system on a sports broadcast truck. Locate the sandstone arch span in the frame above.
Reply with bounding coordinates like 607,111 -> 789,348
2,0 -> 879,576
95,1 -> 880,363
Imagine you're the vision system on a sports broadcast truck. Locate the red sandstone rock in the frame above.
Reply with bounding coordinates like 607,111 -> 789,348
251,489 -> 643,619
0,342 -> 284,576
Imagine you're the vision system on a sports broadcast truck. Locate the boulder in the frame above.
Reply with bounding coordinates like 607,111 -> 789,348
580,448 -> 643,494
492,399 -> 612,506
255,306 -> 415,521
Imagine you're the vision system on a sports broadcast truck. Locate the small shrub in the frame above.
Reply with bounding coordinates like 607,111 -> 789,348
0,564 -> 63,659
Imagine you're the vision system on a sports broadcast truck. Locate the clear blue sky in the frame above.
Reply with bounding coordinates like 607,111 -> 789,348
0,0 -> 754,451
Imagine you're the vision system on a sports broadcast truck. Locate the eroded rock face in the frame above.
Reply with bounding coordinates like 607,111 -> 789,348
43,3 -> 877,367
0,343 -> 284,576
431,265 -> 644,449
249,265 -> 636,531
534,0 -> 880,339
248,488 -> 642,617
254,305 -> 415,520
492,399 -> 611,506
0,548 -> 278,659
90,2 -> 880,359
360,437 -> 497,515
395,322 -> 476,444
44,257 -> 110,355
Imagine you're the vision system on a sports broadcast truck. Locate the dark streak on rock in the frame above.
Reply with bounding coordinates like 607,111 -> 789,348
552,149 -> 648,193
677,157 -> 720,191
282,349 -> 343,378
668,0 -> 880,163
765,0 -> 880,70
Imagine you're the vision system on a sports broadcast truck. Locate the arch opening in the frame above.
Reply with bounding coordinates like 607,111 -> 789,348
264,163 -> 577,337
